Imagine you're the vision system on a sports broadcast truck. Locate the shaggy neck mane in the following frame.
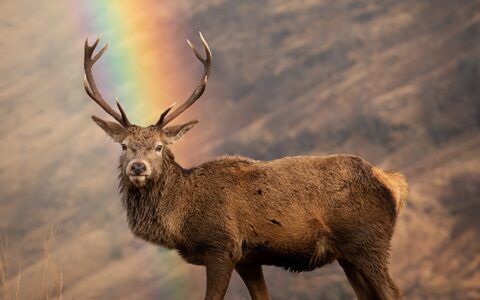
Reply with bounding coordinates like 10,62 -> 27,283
118,150 -> 187,243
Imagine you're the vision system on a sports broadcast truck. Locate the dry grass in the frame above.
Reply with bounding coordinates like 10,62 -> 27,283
1,228 -> 64,300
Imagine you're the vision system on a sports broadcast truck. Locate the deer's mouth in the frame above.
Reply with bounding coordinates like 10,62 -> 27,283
128,175 -> 148,187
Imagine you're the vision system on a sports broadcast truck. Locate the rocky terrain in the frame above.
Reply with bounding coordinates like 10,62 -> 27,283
1,0 -> 479,299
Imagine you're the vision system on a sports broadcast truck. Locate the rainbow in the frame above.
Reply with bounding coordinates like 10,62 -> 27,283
74,1 -> 208,164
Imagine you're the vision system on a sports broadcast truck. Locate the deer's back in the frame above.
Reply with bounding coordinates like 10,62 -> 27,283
190,154 -> 395,216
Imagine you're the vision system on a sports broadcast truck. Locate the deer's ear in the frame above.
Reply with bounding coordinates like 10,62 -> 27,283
163,120 -> 198,144
91,115 -> 127,143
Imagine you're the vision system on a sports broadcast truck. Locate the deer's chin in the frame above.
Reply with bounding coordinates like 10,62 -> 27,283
128,175 -> 148,187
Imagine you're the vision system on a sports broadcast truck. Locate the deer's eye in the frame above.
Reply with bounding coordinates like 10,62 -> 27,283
121,144 -> 127,151
155,145 -> 163,152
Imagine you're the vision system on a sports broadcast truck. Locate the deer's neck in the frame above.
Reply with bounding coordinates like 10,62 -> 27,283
120,156 -> 188,248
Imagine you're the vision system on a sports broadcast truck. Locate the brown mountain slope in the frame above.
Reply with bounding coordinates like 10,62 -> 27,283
1,0 -> 479,299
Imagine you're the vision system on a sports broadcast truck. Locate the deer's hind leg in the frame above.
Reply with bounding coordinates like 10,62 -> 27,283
235,263 -> 270,300
335,221 -> 401,299
340,251 -> 402,300
338,258 -> 376,300
355,257 -> 401,300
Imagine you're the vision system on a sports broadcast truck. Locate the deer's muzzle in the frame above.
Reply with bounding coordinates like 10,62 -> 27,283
126,159 -> 152,187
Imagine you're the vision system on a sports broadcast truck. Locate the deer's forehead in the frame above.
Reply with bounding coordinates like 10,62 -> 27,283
124,127 -> 162,145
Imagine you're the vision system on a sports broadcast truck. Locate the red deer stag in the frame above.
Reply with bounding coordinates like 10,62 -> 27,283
84,33 -> 408,300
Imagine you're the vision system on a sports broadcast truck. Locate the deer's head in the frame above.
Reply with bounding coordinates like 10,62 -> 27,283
84,33 -> 211,188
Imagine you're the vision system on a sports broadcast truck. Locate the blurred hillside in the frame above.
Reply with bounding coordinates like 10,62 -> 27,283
1,0 -> 479,299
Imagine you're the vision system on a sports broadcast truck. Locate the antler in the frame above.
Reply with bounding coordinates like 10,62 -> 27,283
156,32 -> 212,128
84,38 -> 131,127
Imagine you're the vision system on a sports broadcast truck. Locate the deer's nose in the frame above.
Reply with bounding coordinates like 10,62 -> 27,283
131,162 -> 147,175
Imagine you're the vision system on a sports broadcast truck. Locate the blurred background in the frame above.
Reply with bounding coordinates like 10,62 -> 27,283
1,0 -> 479,299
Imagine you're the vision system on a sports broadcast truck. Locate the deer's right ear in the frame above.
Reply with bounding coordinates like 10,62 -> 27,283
91,115 -> 127,143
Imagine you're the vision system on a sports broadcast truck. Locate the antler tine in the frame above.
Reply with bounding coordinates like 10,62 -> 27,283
84,38 -> 131,127
116,97 -> 131,126
156,102 -> 176,127
158,32 -> 212,128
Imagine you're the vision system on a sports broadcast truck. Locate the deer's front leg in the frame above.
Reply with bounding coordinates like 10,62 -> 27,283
236,264 -> 270,300
204,257 -> 234,300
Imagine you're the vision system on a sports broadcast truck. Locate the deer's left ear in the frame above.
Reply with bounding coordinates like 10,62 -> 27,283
163,120 -> 198,144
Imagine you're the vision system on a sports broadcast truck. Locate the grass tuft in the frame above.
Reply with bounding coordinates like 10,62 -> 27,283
1,228 -> 64,300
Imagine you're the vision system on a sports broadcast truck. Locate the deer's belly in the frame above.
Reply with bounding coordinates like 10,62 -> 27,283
241,238 -> 338,272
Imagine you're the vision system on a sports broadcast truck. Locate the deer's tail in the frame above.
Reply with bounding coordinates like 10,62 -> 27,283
372,167 -> 408,214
